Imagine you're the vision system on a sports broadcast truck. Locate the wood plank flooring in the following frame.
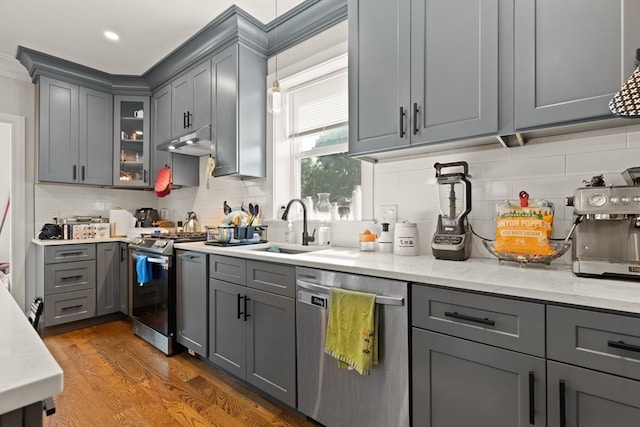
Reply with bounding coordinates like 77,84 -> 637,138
42,319 -> 319,427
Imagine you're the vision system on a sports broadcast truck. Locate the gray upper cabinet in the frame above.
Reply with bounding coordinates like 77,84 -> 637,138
113,95 -> 150,187
514,0 -> 640,130
348,0 -> 410,155
349,0 -> 499,157
411,0 -> 498,144
211,44 -> 266,178
171,60 -> 211,138
39,76 -> 113,185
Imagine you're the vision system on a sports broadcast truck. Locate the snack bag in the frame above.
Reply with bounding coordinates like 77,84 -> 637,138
494,191 -> 556,256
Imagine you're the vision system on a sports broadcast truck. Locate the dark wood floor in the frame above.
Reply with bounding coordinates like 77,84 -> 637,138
43,319 -> 319,427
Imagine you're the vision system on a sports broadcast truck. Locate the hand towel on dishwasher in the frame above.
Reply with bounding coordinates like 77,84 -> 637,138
136,255 -> 152,284
325,287 -> 378,375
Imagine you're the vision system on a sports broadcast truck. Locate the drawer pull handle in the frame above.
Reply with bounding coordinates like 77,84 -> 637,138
61,275 -> 83,281
61,252 -> 84,257
559,380 -> 566,427
528,371 -> 535,425
444,311 -> 495,326
61,305 -> 83,312
607,340 -> 640,353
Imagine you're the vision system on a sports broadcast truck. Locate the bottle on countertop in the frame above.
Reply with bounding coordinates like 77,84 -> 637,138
352,185 -> 362,221
62,219 -> 69,240
377,222 -> 393,253
285,220 -> 295,243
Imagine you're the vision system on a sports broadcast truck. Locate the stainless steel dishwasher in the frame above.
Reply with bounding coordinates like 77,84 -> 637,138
296,266 -> 409,427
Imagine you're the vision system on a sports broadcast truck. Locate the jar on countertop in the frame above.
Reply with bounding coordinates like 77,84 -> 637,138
394,221 -> 418,256
359,229 -> 377,252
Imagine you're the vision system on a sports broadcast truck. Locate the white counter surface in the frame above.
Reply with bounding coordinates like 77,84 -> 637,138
176,241 -> 640,315
0,285 -> 63,415
32,237 -> 126,246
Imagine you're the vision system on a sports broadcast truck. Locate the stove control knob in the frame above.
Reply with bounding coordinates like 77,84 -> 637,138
610,196 -> 620,204
634,196 -> 640,203
622,197 -> 630,204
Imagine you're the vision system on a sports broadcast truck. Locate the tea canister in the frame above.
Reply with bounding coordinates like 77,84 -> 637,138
394,221 -> 419,256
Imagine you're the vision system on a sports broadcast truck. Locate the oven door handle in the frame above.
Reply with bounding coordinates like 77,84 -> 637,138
132,253 -> 170,269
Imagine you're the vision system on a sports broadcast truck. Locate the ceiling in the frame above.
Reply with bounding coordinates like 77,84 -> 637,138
0,0 -> 304,75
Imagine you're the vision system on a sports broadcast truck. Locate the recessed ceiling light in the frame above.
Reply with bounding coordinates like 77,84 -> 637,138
104,31 -> 119,41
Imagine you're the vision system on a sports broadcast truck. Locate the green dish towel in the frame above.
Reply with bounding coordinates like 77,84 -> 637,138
325,287 -> 378,375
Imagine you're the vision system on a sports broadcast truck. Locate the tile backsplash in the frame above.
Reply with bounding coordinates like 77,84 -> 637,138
34,124 -> 640,265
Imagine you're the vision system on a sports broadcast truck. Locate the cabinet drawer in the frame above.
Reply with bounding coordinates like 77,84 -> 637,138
44,260 -> 96,295
412,285 -> 545,357
209,255 -> 246,285
548,305 -> 640,381
45,244 -> 96,263
246,261 -> 295,298
44,289 -> 96,326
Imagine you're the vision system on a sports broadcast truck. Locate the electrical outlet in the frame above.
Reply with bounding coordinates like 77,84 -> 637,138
380,204 -> 397,224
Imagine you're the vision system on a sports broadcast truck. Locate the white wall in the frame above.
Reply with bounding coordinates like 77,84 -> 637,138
0,123 -> 11,262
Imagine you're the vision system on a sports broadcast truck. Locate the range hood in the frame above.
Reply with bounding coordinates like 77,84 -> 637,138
157,125 -> 213,156
609,48 -> 640,117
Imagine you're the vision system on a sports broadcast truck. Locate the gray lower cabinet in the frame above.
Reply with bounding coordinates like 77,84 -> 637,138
412,329 -> 546,427
411,284 -> 546,426
38,76 -> 113,185
176,250 -> 208,356
514,0 -> 640,130
211,44 -> 266,178
96,242 -> 120,316
208,255 -> 296,407
119,243 -> 129,315
546,305 -> 640,426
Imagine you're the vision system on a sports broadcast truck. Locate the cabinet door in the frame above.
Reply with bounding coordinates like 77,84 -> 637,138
348,0 -> 411,156
79,87 -> 113,185
515,0 -> 640,130
119,243 -> 129,315
172,74 -> 192,137
176,250 -> 207,356
190,60 -> 212,132
547,361 -> 640,427
211,45 -> 239,176
152,84 -> 172,179
410,0 -> 498,144
245,287 -> 296,408
38,76 -> 79,183
113,95 -> 150,187
96,242 -> 120,316
412,328 -> 546,427
208,278 -> 246,378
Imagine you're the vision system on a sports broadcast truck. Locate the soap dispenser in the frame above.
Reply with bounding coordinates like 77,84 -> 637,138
377,222 -> 393,253
285,220 -> 295,243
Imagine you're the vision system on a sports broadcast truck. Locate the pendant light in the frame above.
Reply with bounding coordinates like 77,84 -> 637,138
609,48 -> 640,117
267,0 -> 282,115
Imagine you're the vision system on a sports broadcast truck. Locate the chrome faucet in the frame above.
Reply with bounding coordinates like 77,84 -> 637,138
281,199 -> 315,245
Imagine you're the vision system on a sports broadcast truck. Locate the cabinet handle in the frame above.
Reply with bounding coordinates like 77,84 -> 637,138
143,169 -> 148,183
73,165 -> 77,180
443,311 -> 496,326
237,293 -> 243,319
607,340 -> 640,354
60,252 -> 84,257
81,165 -> 85,181
183,112 -> 187,129
413,103 -> 420,135
120,246 -> 126,262
399,107 -> 406,138
186,111 -> 192,128
61,275 -> 83,281
61,304 -> 83,312
528,371 -> 535,425
243,295 -> 250,321
559,380 -> 566,427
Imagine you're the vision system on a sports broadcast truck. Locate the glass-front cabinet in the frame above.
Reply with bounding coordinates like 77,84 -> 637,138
113,95 -> 150,187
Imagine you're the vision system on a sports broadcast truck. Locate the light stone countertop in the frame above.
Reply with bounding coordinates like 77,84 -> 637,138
32,237 -> 127,246
175,241 -> 640,315
0,284 -> 63,415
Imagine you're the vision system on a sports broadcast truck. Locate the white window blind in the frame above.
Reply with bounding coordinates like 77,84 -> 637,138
288,70 -> 348,137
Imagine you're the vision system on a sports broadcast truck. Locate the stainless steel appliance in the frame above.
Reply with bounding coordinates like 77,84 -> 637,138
569,185 -> 640,278
128,232 -> 206,354
134,208 -> 160,228
431,161 -> 472,260
295,267 -> 409,427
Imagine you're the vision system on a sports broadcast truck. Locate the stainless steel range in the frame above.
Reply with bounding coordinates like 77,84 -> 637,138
128,232 -> 206,355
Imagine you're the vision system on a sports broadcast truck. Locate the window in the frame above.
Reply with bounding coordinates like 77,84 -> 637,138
288,68 -> 362,209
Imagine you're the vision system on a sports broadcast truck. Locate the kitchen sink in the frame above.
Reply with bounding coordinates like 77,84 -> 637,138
249,245 -> 320,255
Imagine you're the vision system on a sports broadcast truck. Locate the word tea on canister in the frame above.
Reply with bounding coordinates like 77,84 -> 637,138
394,221 -> 419,256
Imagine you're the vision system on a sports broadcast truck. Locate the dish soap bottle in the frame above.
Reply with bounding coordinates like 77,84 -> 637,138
285,220 -> 295,243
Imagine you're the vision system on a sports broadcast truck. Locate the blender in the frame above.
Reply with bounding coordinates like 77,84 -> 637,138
431,161 -> 472,261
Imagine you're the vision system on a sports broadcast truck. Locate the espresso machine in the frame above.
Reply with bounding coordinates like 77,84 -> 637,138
569,169 -> 640,279
431,161 -> 472,261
